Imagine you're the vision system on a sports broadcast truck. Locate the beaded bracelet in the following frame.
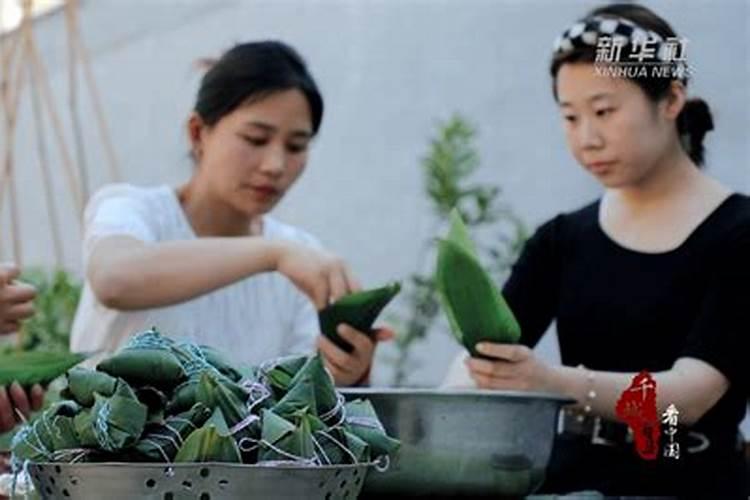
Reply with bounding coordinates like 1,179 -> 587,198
576,364 -> 597,422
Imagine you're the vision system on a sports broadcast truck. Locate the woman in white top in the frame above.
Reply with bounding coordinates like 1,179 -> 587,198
71,41 -> 389,385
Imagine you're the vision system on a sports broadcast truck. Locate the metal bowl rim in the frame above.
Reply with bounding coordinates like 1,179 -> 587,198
340,387 -> 575,404
29,461 -> 376,471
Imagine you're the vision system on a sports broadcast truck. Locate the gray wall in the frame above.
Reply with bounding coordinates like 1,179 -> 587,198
4,1 -> 749,394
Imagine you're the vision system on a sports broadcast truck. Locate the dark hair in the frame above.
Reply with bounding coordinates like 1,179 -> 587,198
194,41 -> 324,135
550,3 -> 714,166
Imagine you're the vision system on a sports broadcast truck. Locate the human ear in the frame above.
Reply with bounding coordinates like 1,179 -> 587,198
662,81 -> 687,121
187,112 -> 207,159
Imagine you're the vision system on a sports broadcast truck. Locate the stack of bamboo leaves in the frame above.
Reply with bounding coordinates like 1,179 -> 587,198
11,329 -> 399,467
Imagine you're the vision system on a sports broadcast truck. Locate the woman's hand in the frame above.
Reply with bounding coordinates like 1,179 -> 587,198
274,243 -> 360,310
0,263 -> 36,334
0,382 -> 44,432
465,342 -> 557,392
317,325 -> 395,386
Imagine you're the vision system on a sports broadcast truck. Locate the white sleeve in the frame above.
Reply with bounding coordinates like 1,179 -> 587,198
82,184 -> 159,268
285,290 -> 320,355
283,227 -> 324,355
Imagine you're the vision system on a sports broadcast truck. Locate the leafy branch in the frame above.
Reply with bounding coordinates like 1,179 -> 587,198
387,114 -> 527,386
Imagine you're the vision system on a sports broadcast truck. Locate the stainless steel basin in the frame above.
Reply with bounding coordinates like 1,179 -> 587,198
341,388 -> 574,497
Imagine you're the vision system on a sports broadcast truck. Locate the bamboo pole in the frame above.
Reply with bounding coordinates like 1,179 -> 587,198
0,0 -> 10,261
0,24 -> 27,265
0,14 -> 23,213
28,48 -> 65,266
68,0 -> 121,182
0,0 -> 120,266
26,34 -> 84,216
6,0 -> 36,266
65,0 -> 90,201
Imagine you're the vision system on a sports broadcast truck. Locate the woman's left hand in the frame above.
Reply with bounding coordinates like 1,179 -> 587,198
466,342 -> 557,392
318,324 -> 394,386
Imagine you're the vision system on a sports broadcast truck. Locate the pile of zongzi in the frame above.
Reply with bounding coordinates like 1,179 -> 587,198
11,329 -> 399,467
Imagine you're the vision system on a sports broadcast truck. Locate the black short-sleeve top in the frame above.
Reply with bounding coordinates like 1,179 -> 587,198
502,193 -> 750,438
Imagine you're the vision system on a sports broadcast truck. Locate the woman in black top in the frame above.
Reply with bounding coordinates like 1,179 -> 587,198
452,3 -> 749,497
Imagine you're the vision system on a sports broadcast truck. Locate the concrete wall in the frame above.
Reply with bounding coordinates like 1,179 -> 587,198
3,1 -> 748,400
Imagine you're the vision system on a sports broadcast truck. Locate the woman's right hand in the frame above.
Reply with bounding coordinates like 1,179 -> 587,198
274,242 -> 360,309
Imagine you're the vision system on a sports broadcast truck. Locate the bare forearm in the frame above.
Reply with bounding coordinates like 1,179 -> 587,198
548,359 -> 727,425
89,236 -> 283,310
550,365 -> 660,421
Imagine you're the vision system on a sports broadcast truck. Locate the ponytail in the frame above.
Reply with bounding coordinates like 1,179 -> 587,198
677,98 -> 714,167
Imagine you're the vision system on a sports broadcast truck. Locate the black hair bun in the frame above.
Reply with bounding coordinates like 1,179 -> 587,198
678,98 -> 714,166
681,98 -> 714,137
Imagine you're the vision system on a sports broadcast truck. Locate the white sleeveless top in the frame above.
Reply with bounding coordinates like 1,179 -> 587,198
70,183 -> 321,366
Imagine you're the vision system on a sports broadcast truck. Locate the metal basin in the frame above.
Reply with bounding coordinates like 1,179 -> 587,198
341,388 -> 574,497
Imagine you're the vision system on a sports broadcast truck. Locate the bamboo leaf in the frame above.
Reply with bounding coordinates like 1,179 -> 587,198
0,351 -> 87,387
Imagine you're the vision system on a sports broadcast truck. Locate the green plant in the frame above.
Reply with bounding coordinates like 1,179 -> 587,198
0,268 -> 81,450
387,114 -> 528,386
0,268 -> 81,355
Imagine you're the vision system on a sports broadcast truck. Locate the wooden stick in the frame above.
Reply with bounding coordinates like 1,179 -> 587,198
8,131 -> 20,266
5,0 -> 34,267
0,29 -> 27,249
65,0 -> 90,201
0,0 -> 14,260
28,49 -> 65,266
26,34 -> 84,216
0,22 -> 23,198
70,0 -> 122,182
0,16 -> 22,80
